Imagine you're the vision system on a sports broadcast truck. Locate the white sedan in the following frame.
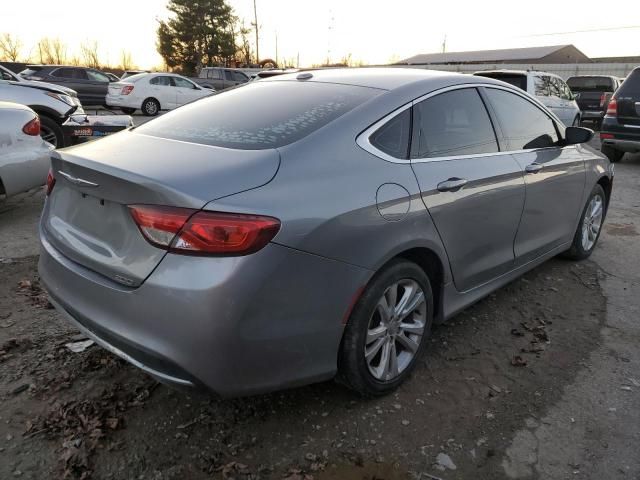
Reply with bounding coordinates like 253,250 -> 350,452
106,73 -> 214,116
0,102 -> 53,198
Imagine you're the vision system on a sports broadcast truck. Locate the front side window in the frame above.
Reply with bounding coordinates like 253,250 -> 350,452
485,88 -> 559,150
413,88 -> 499,159
173,77 -> 196,89
548,78 -> 563,98
135,81 -> 380,149
87,70 -> 109,82
369,108 -> 411,159
206,69 -> 222,80
52,68 -> 73,78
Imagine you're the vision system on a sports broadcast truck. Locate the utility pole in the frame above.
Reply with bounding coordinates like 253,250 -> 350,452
275,32 -> 278,67
253,0 -> 259,65
441,34 -> 447,53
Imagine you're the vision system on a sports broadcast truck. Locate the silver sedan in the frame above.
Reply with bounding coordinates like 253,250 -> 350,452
38,69 -> 612,397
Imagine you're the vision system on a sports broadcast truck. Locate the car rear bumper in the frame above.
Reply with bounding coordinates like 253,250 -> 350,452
105,95 -> 133,108
39,225 -> 370,397
601,138 -> 640,153
601,117 -> 640,152
581,110 -> 604,120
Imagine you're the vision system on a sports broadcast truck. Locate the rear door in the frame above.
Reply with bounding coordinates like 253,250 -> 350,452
483,87 -> 586,264
85,70 -> 110,105
410,86 -> 526,292
149,75 -> 176,109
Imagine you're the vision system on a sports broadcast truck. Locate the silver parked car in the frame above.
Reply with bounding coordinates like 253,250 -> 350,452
0,102 -> 53,198
39,69 -> 613,397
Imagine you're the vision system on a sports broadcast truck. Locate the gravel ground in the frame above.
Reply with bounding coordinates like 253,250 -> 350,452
0,134 -> 639,480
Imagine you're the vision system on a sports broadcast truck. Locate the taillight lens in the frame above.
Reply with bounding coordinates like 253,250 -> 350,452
121,85 -> 134,95
606,98 -> 617,116
129,205 -> 280,256
45,169 -> 56,196
22,116 -> 40,136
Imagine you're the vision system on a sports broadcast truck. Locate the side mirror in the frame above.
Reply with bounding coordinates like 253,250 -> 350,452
564,126 -> 594,145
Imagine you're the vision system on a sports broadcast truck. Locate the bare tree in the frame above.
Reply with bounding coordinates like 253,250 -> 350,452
38,37 -> 67,64
0,33 -> 22,62
81,40 -> 100,68
237,20 -> 253,65
120,50 -> 134,70
252,0 -> 259,63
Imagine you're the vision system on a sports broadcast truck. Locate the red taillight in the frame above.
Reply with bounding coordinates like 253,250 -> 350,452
121,85 -> 134,95
22,116 -> 40,136
45,169 -> 56,196
129,205 -> 280,256
600,133 -> 615,139
606,98 -> 617,116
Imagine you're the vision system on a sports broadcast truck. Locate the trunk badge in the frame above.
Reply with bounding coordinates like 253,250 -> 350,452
58,170 -> 99,188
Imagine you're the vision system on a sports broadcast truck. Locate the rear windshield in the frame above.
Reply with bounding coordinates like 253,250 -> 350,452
566,76 -> 615,91
475,73 -> 527,91
135,81 -> 380,149
121,73 -> 147,83
616,69 -> 640,97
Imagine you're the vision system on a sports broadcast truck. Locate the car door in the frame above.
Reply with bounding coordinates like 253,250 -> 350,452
410,86 -> 526,292
558,79 -> 580,125
172,76 -> 203,105
85,70 -> 110,106
149,75 -> 176,109
483,87 -> 586,265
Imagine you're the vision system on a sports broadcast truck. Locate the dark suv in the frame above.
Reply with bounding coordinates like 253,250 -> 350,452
567,75 -> 621,128
601,67 -> 640,162
19,65 -> 112,106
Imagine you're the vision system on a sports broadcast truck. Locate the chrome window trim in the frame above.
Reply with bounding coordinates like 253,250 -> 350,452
356,83 -> 565,164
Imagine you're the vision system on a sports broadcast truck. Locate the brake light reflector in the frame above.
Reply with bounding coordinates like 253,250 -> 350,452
129,205 -> 280,256
121,85 -> 134,95
22,116 -> 40,136
606,98 -> 617,116
45,169 -> 56,196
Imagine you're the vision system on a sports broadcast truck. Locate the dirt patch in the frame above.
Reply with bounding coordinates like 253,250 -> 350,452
0,256 -> 606,479
604,223 -> 639,237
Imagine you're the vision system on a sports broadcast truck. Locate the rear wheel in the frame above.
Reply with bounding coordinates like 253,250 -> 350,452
601,144 -> 624,163
141,98 -> 160,116
39,116 -> 64,148
338,260 -> 433,396
121,107 -> 136,115
563,184 -> 606,260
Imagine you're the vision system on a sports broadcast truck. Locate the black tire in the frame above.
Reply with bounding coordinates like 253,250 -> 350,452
563,184 -> 607,260
338,259 -> 434,396
601,144 -> 624,163
141,98 -> 160,117
39,116 -> 64,148
121,107 -> 136,115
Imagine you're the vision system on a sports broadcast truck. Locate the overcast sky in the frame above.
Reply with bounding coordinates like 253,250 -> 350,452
1,0 -> 639,68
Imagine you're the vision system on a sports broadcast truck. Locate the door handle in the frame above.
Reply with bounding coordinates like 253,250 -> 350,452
437,177 -> 468,192
525,163 -> 544,173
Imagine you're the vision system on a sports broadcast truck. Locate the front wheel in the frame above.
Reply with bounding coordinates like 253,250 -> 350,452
338,260 -> 433,396
563,184 -> 606,260
601,144 -> 624,163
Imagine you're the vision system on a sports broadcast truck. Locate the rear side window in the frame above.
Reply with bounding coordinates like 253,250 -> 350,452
52,68 -> 74,78
567,76 -> 615,92
206,69 -> 222,80
413,88 -> 498,158
616,69 -> 640,97
475,73 -> 527,91
485,88 -> 559,150
135,81 -> 380,149
150,76 -> 172,86
370,109 -> 411,159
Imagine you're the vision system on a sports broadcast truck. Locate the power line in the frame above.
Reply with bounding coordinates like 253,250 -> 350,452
522,25 -> 640,37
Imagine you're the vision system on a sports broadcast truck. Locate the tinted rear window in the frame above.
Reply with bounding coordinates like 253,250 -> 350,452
567,76 -> 615,91
616,69 -> 640,97
475,73 -> 527,91
135,81 -> 380,149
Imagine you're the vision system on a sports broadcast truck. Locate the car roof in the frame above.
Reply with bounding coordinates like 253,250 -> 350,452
261,67 -> 489,91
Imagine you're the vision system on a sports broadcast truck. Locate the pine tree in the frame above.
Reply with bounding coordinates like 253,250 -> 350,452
157,0 -> 236,75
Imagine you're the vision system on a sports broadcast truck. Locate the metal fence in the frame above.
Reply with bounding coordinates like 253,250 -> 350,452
398,63 -> 639,80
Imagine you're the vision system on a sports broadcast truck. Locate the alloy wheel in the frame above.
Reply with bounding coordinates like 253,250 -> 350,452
365,279 -> 427,381
581,194 -> 604,251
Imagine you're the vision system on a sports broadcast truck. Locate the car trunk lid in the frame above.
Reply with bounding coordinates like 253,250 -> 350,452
42,131 -> 280,286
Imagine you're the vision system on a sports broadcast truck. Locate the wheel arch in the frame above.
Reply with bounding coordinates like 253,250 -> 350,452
597,175 -> 612,210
